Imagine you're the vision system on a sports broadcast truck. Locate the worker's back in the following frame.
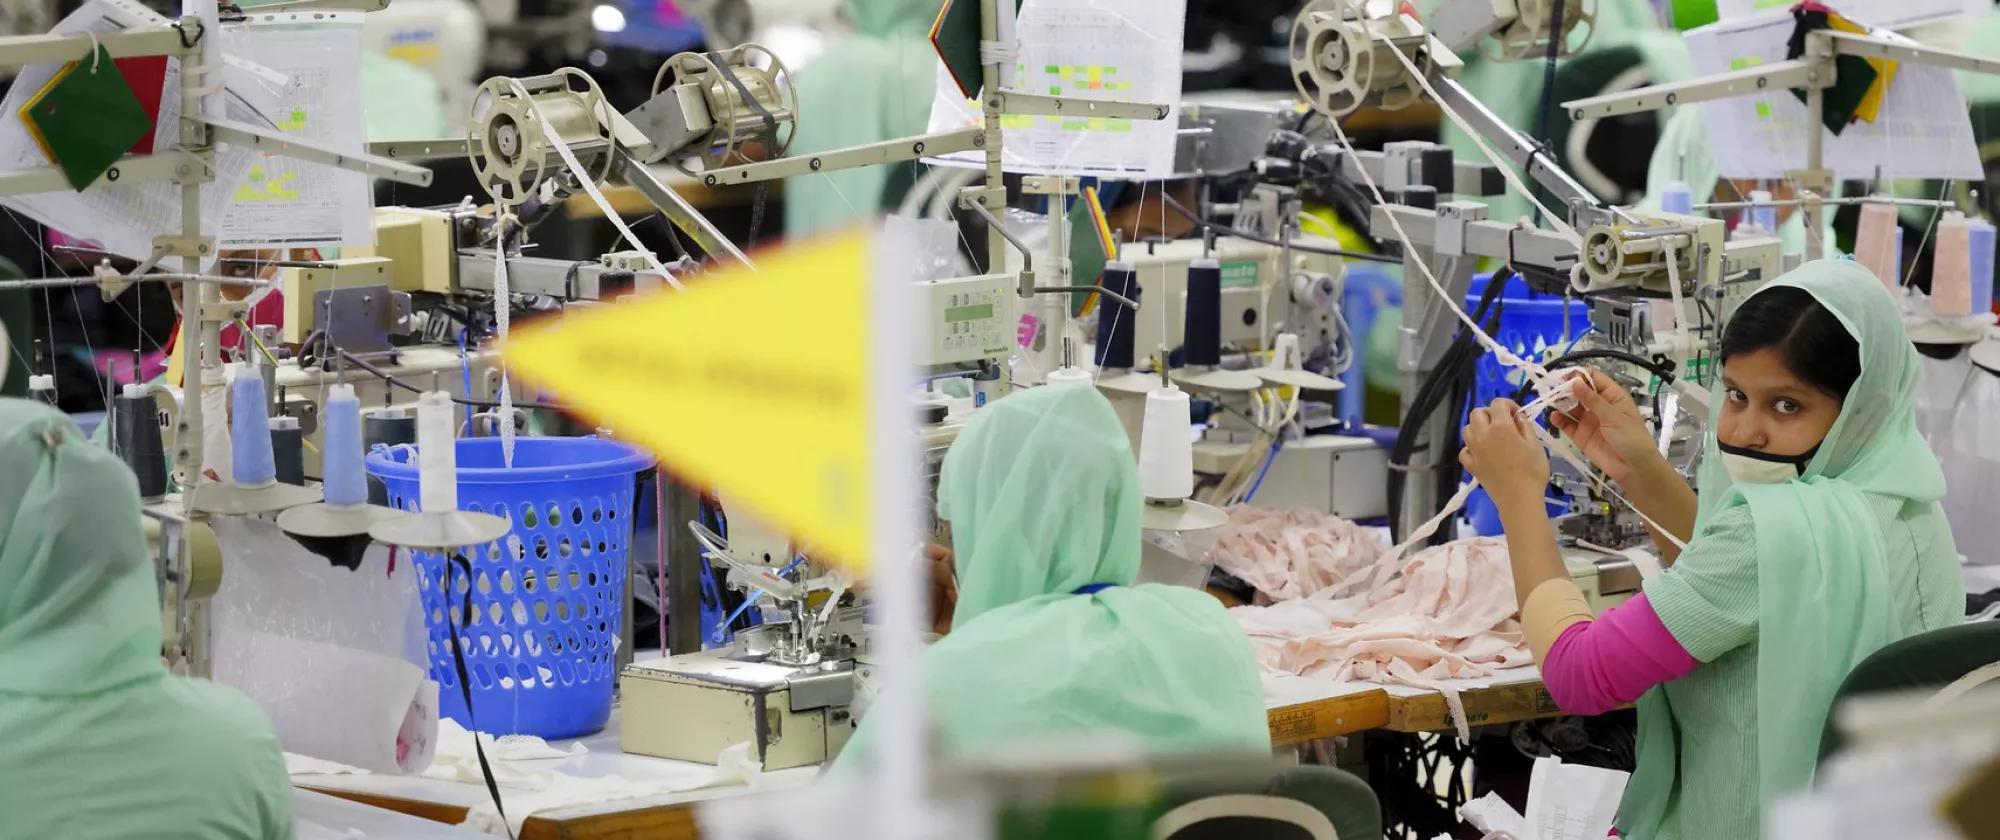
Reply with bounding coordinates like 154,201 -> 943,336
0,400 -> 294,840
0,675 -> 295,840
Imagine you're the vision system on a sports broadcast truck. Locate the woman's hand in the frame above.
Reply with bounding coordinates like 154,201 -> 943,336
1460,398 -> 1551,510
1546,369 -> 1661,485
925,543 -> 958,635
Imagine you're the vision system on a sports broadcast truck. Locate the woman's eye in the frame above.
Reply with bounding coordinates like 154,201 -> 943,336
1726,388 -> 1748,404
1774,399 -> 1802,415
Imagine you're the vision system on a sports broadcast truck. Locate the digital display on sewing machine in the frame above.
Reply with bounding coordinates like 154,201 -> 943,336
945,304 -> 994,323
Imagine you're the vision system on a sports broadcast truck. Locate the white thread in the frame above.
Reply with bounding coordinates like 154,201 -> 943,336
1379,41 -> 1578,242
493,214 -> 516,468
527,101 -> 693,286
417,391 -> 459,513
85,31 -> 100,72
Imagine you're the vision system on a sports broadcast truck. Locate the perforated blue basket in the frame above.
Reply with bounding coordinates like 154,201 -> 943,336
366,436 -> 653,739
1461,273 -> 1590,535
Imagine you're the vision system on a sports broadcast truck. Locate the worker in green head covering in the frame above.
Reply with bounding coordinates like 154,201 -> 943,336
1638,106 -> 1840,256
1461,258 -> 1962,838
783,0 -> 940,237
0,400 -> 295,838
837,385 -> 1270,768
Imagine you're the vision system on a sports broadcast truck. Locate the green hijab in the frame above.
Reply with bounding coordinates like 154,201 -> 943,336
1618,259 -> 1955,836
0,398 -> 166,694
839,386 -> 1270,767
1640,106 -> 1839,255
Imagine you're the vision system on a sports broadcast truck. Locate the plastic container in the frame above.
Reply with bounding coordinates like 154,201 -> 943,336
1338,264 -> 1404,428
367,436 -> 654,739
1460,272 -> 1591,536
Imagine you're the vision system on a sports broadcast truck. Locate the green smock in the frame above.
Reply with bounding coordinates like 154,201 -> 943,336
838,385 -> 1270,768
783,0 -> 940,237
0,399 -> 295,839
1616,260 -> 1964,839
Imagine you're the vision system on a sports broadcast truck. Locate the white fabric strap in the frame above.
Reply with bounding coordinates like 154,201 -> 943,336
527,100 -> 691,287
979,39 -> 1019,67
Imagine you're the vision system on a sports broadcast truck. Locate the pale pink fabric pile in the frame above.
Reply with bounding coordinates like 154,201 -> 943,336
1230,536 -> 1531,739
1210,506 -> 1385,603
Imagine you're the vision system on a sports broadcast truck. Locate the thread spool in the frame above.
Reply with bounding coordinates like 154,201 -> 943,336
1971,217 -> 1995,316
270,416 -> 304,486
1747,189 -> 1778,234
113,384 -> 167,499
416,391 -> 458,513
1659,181 -> 1693,215
1045,367 -> 1094,388
230,372 -> 276,488
201,366 -> 232,483
1138,386 -> 1195,501
1856,202 -> 1900,289
1183,259 -> 1223,367
1095,262 -> 1141,369
323,385 -> 366,507
364,408 -> 417,506
1931,212 -> 1975,318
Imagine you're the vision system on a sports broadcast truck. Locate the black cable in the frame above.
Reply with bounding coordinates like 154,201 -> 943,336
1386,269 -> 1512,542
326,342 -> 565,411
1161,193 -> 1401,264
444,552 -> 515,839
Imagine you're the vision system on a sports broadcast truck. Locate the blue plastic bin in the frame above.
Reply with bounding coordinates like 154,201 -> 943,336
1461,273 -> 1590,535
367,436 -> 653,739
1339,265 -> 1403,428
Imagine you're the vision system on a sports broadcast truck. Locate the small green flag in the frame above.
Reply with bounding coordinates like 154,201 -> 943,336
21,45 -> 152,192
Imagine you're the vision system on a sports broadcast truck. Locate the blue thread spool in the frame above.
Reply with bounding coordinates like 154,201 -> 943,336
1095,262 -> 1141,369
1971,218 -> 1995,316
230,372 -> 276,487
1660,182 -> 1694,215
322,385 -> 366,506
1183,259 -> 1223,366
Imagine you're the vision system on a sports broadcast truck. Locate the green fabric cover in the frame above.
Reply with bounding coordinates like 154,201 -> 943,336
1617,260 -> 1964,839
783,0 -> 942,237
0,399 -> 294,839
838,385 -> 1270,768
1639,106 -> 1838,255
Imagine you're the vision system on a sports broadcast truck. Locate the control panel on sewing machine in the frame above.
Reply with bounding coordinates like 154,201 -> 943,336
920,273 -> 1014,366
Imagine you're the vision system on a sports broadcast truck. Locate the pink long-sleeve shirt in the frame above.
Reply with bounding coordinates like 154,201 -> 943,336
1539,594 -> 1700,715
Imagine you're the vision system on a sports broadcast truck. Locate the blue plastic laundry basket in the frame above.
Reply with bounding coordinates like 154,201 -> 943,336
367,436 -> 653,739
1461,273 -> 1590,535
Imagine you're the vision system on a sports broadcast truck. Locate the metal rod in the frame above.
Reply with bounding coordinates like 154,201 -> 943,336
1037,285 -> 1138,311
1561,59 -> 1818,119
613,149 -> 753,270
1695,196 -> 1960,211
962,200 -> 1032,273
0,273 -> 274,291
699,128 -> 984,187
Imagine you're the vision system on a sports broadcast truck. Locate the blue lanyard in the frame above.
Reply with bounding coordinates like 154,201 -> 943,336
1072,582 -> 1117,596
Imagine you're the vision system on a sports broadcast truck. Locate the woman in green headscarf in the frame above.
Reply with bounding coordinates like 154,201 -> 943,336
783,0 -> 940,237
1460,259 -> 1962,838
0,399 -> 295,839
838,385 -> 1270,767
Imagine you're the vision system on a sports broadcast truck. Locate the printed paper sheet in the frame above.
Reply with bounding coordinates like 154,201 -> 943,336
1686,12 -> 1983,181
924,0 -> 1186,178
216,11 -> 371,250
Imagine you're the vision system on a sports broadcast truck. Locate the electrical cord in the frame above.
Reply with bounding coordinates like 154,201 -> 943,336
1386,268 -> 1513,544
307,335 -> 565,411
1161,193 -> 1401,264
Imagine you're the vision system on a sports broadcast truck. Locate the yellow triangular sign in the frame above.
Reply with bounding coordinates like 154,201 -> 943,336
503,230 -> 874,571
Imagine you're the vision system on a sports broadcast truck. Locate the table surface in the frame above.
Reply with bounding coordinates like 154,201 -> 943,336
1262,668 -> 1558,746
297,710 -> 817,839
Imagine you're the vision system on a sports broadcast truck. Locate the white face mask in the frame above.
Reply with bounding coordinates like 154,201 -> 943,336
1717,441 -> 1817,485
